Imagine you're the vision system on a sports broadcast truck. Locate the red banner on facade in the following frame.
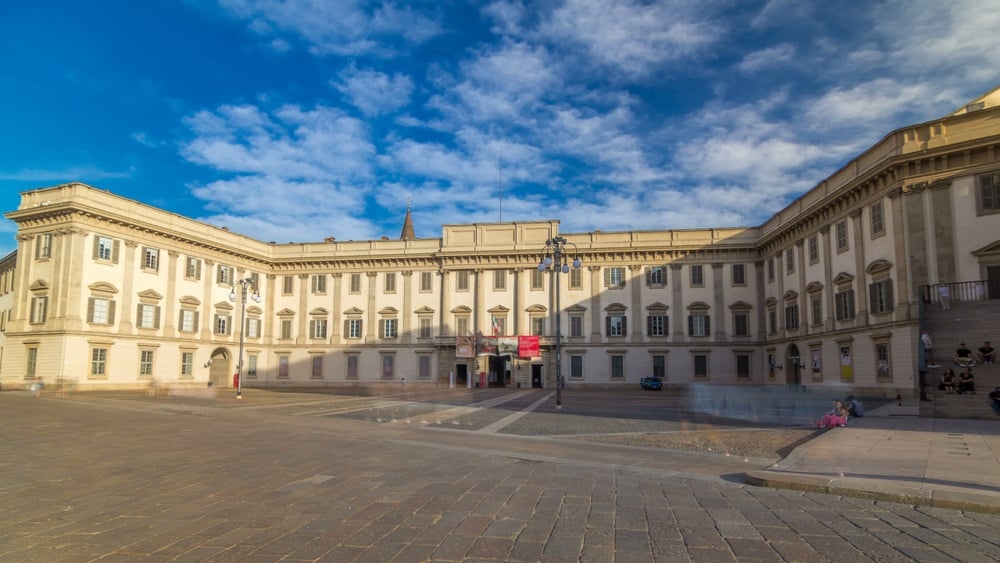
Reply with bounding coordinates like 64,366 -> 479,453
518,335 -> 540,358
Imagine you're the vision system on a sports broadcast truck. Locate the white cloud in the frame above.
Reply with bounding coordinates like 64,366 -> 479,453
334,65 -> 413,116
217,0 -> 443,56
737,43 -> 796,73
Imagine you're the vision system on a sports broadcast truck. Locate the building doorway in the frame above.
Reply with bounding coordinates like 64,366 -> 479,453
531,364 -> 543,388
785,344 -> 802,387
988,265 -> 1000,299
208,348 -> 231,388
487,355 -> 511,387
455,363 -> 469,386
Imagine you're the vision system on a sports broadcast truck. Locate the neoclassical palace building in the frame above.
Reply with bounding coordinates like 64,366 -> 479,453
1,87 -> 999,395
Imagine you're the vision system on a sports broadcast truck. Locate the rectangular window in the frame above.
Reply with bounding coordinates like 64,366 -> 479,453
688,314 -> 710,337
384,273 -> 396,293
569,268 -> 582,289
979,171 -> 1000,212
310,319 -> 328,339
420,271 -> 433,292
690,265 -> 703,287
604,267 -> 625,288
180,352 -> 193,377
282,275 -> 294,295
736,354 -> 751,379
419,355 -> 431,379
90,348 -> 108,378
31,296 -> 48,324
784,305 -> 799,330
139,350 -> 154,377
811,296 -> 823,326
456,317 -> 469,336
531,316 -> 545,336
570,315 -> 583,338
346,319 -> 363,339
215,314 -> 230,335
457,271 -> 470,291
311,356 -> 323,379
136,304 -> 160,329
278,355 -> 289,379
419,317 -> 432,338
835,289 -> 856,321
280,319 -> 292,339
876,342 -> 890,380
694,354 -> 708,378
785,248 -> 794,273
836,220 -> 849,252
217,265 -> 233,285
570,355 -> 583,379
492,316 -> 507,336
808,235 -> 819,264
647,315 -> 667,337
142,247 -> 159,271
731,264 -> 745,286
247,355 -> 258,378
347,355 -> 359,378
26,347 -> 38,378
652,355 -> 665,379
870,201 -> 885,238
350,273 -> 362,293
246,317 -> 260,338
382,355 -> 394,378
36,233 -> 52,259
312,275 -> 326,294
733,311 -> 749,337
94,236 -> 117,262
610,355 -> 624,379
768,258 -> 775,282
381,318 -> 397,338
646,266 -> 665,287
493,270 -> 506,290
607,315 -> 626,337
185,257 -> 202,280
88,297 -> 115,325
180,310 -> 198,333
869,280 -> 894,315
531,269 -> 544,290
768,309 -> 777,335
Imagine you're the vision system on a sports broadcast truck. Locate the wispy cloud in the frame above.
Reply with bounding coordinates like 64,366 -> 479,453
333,65 -> 414,116
0,166 -> 134,182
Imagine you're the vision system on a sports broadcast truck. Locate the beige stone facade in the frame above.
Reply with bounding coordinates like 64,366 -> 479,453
2,87 -> 999,395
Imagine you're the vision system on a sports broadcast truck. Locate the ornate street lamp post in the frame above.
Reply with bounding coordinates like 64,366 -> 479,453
538,236 -> 582,409
229,277 -> 260,399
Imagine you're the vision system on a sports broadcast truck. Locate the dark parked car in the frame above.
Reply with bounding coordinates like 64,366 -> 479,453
640,376 -> 663,390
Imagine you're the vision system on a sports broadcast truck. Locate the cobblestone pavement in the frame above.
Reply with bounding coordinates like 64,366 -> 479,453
2,388 -> 998,562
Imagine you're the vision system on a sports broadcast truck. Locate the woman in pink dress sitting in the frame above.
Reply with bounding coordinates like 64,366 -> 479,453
817,400 -> 849,428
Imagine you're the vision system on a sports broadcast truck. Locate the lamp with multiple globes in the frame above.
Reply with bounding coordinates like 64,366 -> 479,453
537,236 -> 582,409
229,277 -> 261,398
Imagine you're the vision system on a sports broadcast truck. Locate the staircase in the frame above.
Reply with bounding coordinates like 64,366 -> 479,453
921,299 -> 1000,419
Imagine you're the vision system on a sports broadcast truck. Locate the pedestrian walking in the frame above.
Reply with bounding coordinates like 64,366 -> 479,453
938,284 -> 950,310
921,330 -> 939,367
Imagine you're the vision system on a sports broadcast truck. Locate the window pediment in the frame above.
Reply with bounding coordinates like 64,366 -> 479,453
414,306 -> 435,314
805,282 -> 824,293
972,240 -> 1000,256
29,280 -> 49,291
833,272 -> 855,285
342,307 -> 364,316
783,290 -> 798,301
378,306 -> 398,315
525,304 -> 548,313
646,301 -> 669,312
277,308 -> 297,316
605,302 -> 628,313
246,306 -> 263,315
566,304 -> 587,313
88,281 -> 118,294
686,301 -> 710,311
729,301 -> 752,310
450,305 -> 472,314
215,301 -> 234,311
310,307 -> 330,316
765,297 -> 777,307
487,304 -> 510,313
137,289 -> 163,300
865,259 -> 893,275
179,296 -> 201,306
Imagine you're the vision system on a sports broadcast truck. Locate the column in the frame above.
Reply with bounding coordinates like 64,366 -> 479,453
331,273 -> 343,341
119,240 -> 138,334
630,265 -> 643,343
297,274 -> 309,345
850,209 -> 868,325
200,260 -> 215,340
439,270 -> 451,336
164,251 -> 179,337
670,264 -> 684,339
366,272 -> 377,341
588,266 -> 602,340
712,263 -> 725,340
820,226 -> 834,331
401,271 -> 413,343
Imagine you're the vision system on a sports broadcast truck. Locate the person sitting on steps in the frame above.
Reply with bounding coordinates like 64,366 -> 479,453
938,368 -> 956,394
954,343 -> 975,367
957,368 -> 976,395
978,341 -> 996,365
816,400 -> 849,429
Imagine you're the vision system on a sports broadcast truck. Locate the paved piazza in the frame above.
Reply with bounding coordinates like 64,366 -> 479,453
2,387 -> 1000,562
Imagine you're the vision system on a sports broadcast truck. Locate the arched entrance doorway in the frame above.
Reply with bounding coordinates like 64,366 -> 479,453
208,348 -> 231,388
785,344 -> 802,387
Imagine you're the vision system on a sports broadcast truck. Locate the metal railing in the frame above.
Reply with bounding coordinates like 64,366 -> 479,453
919,280 -> 991,306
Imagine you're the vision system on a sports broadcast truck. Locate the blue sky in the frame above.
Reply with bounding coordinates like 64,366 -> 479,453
1,1 -> 997,255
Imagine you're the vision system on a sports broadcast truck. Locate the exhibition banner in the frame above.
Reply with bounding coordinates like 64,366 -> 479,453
518,335 -> 540,358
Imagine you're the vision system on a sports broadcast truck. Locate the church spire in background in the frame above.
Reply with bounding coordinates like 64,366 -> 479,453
400,197 -> 416,240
